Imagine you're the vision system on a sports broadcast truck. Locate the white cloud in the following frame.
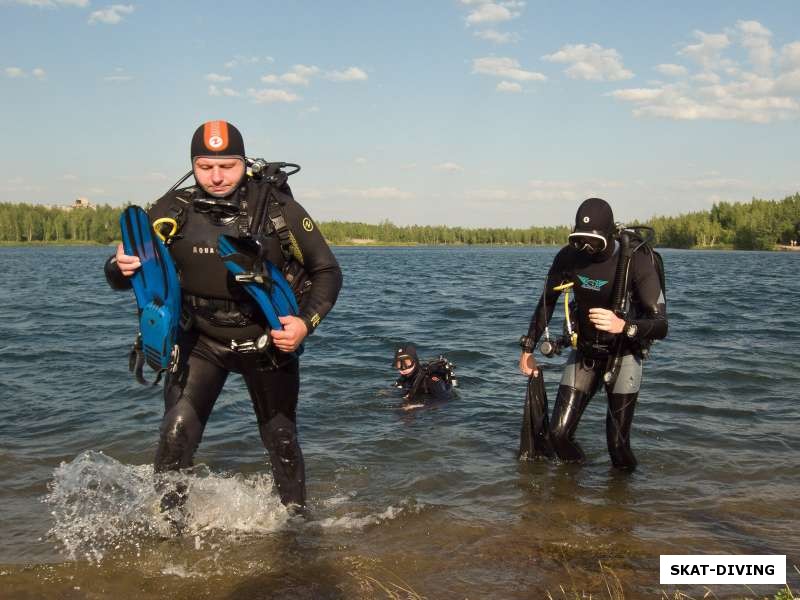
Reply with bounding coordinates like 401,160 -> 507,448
466,3 -> 514,25
246,88 -> 300,104
61,174 -> 79,181
224,56 -> 272,69
326,67 -> 368,82
88,4 -> 134,25
5,67 -> 24,78
472,56 -> 546,82
474,29 -> 519,44
736,20 -> 774,74
209,85 -> 241,97
105,74 -> 133,82
32,67 -> 46,79
261,65 -> 320,87
656,63 -> 688,77
205,73 -> 232,83
608,21 -> 800,124
496,80 -> 521,93
12,0 -> 88,7
543,43 -> 634,81
679,30 -> 731,69
781,42 -> 800,70
607,88 -> 663,102
354,157 -> 367,165
434,162 -> 464,173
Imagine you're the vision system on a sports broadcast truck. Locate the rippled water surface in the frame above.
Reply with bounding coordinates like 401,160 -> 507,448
0,246 -> 798,599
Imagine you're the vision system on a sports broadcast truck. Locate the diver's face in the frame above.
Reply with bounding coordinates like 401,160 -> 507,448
568,232 -> 608,255
193,156 -> 245,197
395,357 -> 416,376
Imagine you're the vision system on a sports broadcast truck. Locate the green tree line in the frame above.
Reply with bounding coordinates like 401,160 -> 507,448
1,194 -> 799,249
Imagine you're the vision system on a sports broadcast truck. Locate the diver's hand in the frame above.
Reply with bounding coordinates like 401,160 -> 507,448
519,352 -> 539,377
271,315 -> 308,353
588,308 -> 625,334
115,242 -> 141,277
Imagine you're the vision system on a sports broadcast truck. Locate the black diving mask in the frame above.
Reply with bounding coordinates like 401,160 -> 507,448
568,232 -> 608,254
192,195 -> 241,217
393,356 -> 416,370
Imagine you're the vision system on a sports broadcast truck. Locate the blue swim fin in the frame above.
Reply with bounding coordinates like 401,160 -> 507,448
120,206 -> 181,384
217,234 -> 303,355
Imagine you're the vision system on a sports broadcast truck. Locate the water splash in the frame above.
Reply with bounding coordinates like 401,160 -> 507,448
43,450 -> 290,562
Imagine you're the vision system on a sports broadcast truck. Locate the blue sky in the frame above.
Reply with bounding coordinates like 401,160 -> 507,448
1,1 -> 798,227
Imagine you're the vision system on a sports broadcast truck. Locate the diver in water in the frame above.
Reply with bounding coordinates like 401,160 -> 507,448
518,198 -> 667,470
105,120 -> 342,514
393,343 -> 456,408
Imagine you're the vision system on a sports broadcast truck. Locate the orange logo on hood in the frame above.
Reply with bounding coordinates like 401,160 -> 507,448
203,120 -> 229,152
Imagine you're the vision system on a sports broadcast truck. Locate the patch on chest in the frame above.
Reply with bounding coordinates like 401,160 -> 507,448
577,274 -> 609,291
192,245 -> 217,254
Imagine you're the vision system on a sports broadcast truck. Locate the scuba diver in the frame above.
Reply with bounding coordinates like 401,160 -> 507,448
393,343 -> 456,408
518,198 -> 667,470
105,120 -> 342,514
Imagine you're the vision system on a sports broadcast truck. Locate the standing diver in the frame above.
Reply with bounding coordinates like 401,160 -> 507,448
393,343 -> 456,409
518,198 -> 667,470
104,120 -> 342,513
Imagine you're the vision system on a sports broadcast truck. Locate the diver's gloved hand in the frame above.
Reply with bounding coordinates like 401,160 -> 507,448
588,307 -> 625,334
115,242 -> 141,277
519,352 -> 539,377
270,315 -> 308,353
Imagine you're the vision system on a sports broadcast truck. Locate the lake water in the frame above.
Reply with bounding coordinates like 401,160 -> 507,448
0,246 -> 798,599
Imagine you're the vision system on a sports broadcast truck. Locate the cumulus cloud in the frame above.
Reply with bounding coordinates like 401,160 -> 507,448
474,29 -> 519,44
205,73 -> 232,83
461,1 -> 525,26
326,67 -> 368,82
354,157 -> 367,165
472,56 -> 546,82
434,162 -> 464,173
12,0 -> 88,7
496,80 -> 522,93
32,67 -> 46,79
656,63 -> 688,77
679,30 -> 731,69
224,56 -> 273,69
543,43 -> 634,81
88,4 -> 134,25
260,64 -> 320,86
246,88 -> 300,104
609,20 -> 800,123
736,20 -> 774,74
5,67 -> 25,78
209,85 -> 240,97
105,74 -> 133,82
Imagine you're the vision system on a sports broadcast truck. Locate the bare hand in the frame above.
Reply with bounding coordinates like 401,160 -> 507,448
270,315 -> 309,353
588,307 -> 625,334
115,242 -> 141,277
519,352 -> 539,377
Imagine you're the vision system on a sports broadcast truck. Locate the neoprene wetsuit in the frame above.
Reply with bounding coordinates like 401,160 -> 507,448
525,243 -> 667,470
105,176 -> 342,508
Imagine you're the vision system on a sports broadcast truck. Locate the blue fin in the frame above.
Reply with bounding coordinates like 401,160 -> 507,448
217,234 -> 303,355
120,206 -> 181,376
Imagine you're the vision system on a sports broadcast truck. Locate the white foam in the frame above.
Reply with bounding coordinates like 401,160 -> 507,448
43,450 -> 290,561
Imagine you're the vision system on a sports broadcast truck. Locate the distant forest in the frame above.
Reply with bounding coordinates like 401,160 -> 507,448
1,194 -> 799,250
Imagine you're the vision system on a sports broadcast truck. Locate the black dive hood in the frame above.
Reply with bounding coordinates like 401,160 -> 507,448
569,197 -> 616,261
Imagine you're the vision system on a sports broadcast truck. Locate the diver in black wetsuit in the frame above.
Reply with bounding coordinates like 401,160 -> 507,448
393,343 -> 455,407
104,120 -> 342,511
518,198 -> 667,470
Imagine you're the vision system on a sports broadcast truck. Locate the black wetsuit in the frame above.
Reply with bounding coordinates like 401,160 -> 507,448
526,243 -> 667,470
105,175 -> 342,507
395,361 -> 454,404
